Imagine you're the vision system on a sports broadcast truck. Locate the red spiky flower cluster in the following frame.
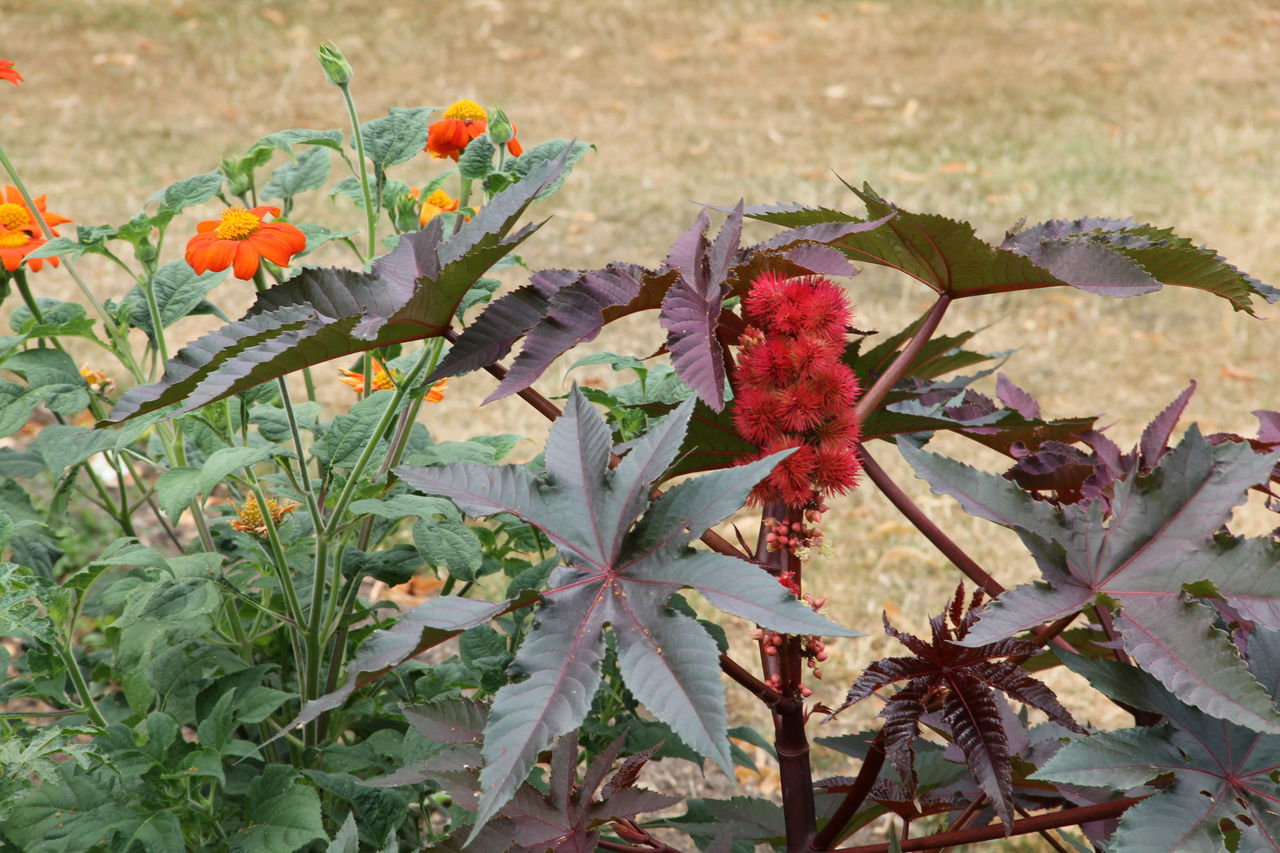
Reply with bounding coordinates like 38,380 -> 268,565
733,271 -> 862,508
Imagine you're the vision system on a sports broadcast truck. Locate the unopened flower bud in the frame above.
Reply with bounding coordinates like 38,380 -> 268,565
487,105 -> 514,146
316,42 -> 353,86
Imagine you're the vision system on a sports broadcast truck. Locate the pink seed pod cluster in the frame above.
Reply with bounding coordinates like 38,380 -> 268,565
733,271 -> 863,508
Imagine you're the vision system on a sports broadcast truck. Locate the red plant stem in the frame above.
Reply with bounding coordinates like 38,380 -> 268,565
811,733 -> 886,850
853,295 -> 951,426
720,653 -> 783,707
777,694 -> 818,853
827,797 -> 1142,853
859,449 -> 1005,598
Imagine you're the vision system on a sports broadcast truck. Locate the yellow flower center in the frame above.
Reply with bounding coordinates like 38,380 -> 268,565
0,229 -> 31,249
424,189 -> 454,209
443,99 -> 486,123
214,207 -> 264,241
0,202 -> 29,230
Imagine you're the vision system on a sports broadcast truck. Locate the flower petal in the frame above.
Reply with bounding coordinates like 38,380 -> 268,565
232,241 -> 261,280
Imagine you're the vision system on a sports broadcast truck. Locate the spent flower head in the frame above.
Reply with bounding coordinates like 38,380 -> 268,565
230,492 -> 299,537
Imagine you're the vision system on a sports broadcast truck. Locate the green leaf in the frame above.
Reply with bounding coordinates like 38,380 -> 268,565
458,133 -> 496,180
249,128 -> 346,159
359,107 -> 433,172
123,261 -> 229,339
325,814 -> 359,853
262,147 -> 331,200
340,544 -> 422,585
4,348 -> 88,415
154,444 -> 277,519
303,770 -> 407,848
314,390 -> 393,469
348,493 -> 461,524
276,591 -> 538,738
148,171 -> 223,215
294,223 -> 358,259
505,139 -> 593,199
0,562 -> 60,644
10,299 -> 99,342
102,148 -> 576,425
229,765 -> 326,852
413,519 -> 483,581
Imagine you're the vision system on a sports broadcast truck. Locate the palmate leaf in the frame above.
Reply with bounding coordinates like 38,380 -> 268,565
430,204 -> 893,410
901,427 -> 1280,733
834,587 -> 1081,827
742,186 -> 1277,311
394,389 -> 859,831
100,150 -> 574,425
1037,643 -> 1280,852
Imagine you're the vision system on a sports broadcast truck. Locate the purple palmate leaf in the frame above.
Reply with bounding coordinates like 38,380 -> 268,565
394,389 -> 858,833
901,426 -> 1280,734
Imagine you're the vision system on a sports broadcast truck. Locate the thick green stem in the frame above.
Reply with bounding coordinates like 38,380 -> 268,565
57,645 -> 106,727
322,346 -> 435,538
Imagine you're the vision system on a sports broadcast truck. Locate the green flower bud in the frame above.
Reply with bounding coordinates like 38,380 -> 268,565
487,106 -> 514,146
220,157 -> 253,198
316,42 -> 353,86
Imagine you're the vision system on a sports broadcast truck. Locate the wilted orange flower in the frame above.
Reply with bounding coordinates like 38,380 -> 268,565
79,364 -> 114,393
424,378 -> 447,403
231,492 -> 298,536
0,227 -> 55,272
0,61 -> 21,87
338,359 -> 399,393
424,99 -> 523,160
419,188 -> 460,226
185,205 -> 306,280
0,185 -> 72,236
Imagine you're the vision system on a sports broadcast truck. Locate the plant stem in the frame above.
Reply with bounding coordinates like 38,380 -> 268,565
854,295 -> 950,426
827,797 -> 1142,853
859,448 -> 1005,598
720,653 -> 783,707
337,82 -> 378,260
57,645 -> 106,727
323,346 -> 435,537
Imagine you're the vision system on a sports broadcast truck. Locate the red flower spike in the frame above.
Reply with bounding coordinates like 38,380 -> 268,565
733,271 -> 863,509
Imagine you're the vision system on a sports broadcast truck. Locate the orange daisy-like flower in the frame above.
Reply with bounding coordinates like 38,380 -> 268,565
424,99 -> 523,160
0,185 -> 72,237
185,205 -> 306,281
0,61 -> 21,87
0,227 -> 56,273
79,364 -> 114,393
419,188 -> 460,226
424,378 -> 447,403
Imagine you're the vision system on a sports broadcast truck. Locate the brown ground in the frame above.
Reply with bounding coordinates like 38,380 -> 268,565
4,0 -> 1280,849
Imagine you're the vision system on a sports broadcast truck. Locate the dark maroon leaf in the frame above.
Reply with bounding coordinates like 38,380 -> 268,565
833,587 -> 1082,827
995,373 -> 1040,420
1138,380 -> 1195,469
395,390 -> 856,830
903,426 -> 1280,733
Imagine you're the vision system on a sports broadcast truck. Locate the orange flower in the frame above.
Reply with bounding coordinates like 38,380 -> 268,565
419,188 -> 460,226
424,99 -> 522,160
338,359 -> 400,394
0,227 -> 56,272
0,185 -> 72,236
79,364 -> 114,393
0,61 -> 21,87
185,205 -> 306,280
424,378 -> 447,403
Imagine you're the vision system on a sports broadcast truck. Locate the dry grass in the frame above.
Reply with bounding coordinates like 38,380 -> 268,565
5,0 -> 1280,847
